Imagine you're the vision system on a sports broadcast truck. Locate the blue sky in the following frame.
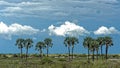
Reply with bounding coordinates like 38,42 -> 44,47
0,0 -> 120,54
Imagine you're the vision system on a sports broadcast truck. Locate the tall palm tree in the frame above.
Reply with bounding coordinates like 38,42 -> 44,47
44,38 -> 53,57
97,37 -> 105,59
35,41 -> 46,58
104,36 -> 113,60
71,37 -> 79,59
24,38 -> 33,60
83,37 -> 93,62
64,37 -> 71,61
15,38 -> 24,59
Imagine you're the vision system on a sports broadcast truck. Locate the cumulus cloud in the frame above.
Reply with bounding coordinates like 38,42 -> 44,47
48,21 -> 89,36
94,26 -> 120,35
0,22 -> 39,40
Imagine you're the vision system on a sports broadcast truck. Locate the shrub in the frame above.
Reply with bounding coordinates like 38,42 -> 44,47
12,54 -> 18,57
40,57 -> 54,64
0,54 -> 8,59
58,58 -> 66,62
30,54 -> 39,57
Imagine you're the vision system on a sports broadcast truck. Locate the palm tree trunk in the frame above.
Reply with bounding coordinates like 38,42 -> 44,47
101,45 -> 103,59
92,49 -> 95,61
72,46 -> 74,59
106,45 -> 108,60
47,47 -> 49,57
68,46 -> 70,61
97,50 -> 98,60
21,48 -> 22,59
88,45 -> 90,62
40,49 -> 42,58
26,48 -> 28,61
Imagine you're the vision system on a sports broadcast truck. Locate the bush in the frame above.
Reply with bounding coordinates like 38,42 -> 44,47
12,54 -> 18,57
40,57 -> 54,64
0,54 -> 8,59
78,54 -> 87,57
58,58 -> 66,62
30,54 -> 39,57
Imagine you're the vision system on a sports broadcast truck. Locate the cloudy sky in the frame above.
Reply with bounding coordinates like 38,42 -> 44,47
0,0 -> 120,54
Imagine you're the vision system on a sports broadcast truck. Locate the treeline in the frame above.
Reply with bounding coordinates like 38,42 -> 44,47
15,36 -> 113,61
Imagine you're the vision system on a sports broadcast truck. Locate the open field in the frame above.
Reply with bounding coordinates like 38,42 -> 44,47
0,54 -> 120,68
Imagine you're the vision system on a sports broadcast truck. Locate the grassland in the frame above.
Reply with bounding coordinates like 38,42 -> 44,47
0,54 -> 120,68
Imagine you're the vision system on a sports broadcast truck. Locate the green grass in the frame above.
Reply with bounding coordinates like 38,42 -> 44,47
0,54 -> 120,68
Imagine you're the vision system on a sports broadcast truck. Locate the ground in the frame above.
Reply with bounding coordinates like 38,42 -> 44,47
0,54 -> 120,68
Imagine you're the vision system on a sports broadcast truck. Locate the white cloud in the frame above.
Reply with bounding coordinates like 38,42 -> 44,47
94,0 -> 118,3
0,22 -> 39,40
0,0 -> 119,20
41,29 -> 46,32
48,21 -> 89,36
94,26 -> 120,35
2,7 -> 22,12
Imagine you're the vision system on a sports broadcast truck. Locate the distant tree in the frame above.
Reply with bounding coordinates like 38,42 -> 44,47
44,38 -> 53,57
97,37 -> 105,59
83,37 -> 93,62
71,37 -> 79,59
24,38 -> 33,60
15,38 -> 24,59
104,36 -> 113,60
35,41 -> 46,58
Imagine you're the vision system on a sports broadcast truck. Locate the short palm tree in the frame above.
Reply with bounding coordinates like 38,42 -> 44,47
83,36 -> 93,62
44,38 -> 53,57
15,38 -> 24,58
24,38 -> 33,60
104,36 -> 113,60
71,37 -> 79,59
35,41 -> 46,58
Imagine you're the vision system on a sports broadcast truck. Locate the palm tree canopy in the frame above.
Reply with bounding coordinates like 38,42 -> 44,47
104,36 -> 113,46
90,39 -> 99,51
24,38 -> 33,49
44,38 -> 53,47
64,37 -> 71,47
15,38 -> 24,49
64,37 -> 79,47
71,37 -> 79,46
35,41 -> 46,51
83,36 -> 93,48
97,37 -> 105,45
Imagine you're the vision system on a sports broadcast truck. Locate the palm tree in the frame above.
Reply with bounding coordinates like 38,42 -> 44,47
64,37 -> 71,61
15,38 -> 24,59
95,41 -> 100,60
44,38 -> 53,57
90,39 -> 99,61
83,37 -> 93,62
97,37 -> 105,59
71,37 -> 79,59
24,38 -> 33,60
104,36 -> 113,60
35,41 -> 46,58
